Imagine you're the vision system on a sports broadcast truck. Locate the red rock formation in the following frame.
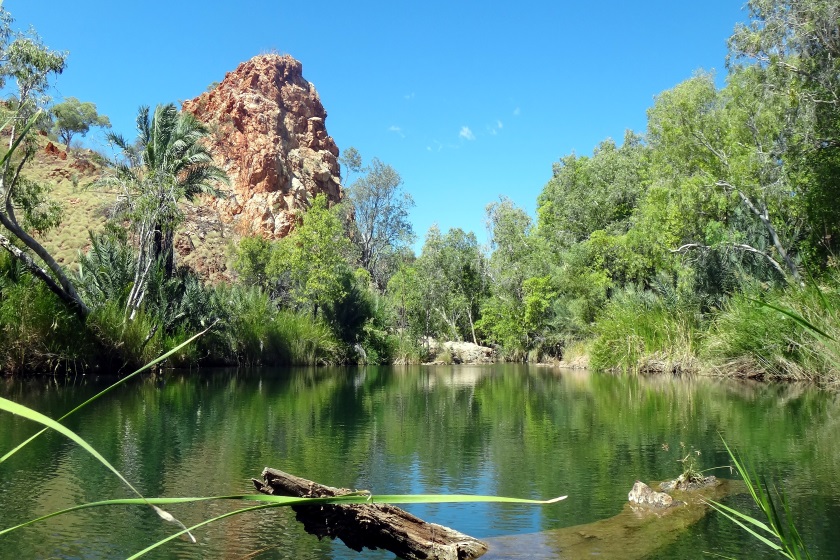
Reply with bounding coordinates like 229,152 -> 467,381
45,141 -> 67,160
182,54 -> 343,238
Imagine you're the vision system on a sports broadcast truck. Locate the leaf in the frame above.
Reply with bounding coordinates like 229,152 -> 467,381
747,298 -> 835,341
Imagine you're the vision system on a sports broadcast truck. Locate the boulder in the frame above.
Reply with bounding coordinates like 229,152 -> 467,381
628,481 -> 673,508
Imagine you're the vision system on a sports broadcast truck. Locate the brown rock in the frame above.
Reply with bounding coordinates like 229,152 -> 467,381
70,159 -> 97,174
182,54 -> 343,239
45,142 -> 67,159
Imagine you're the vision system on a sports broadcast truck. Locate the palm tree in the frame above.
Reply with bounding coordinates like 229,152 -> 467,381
106,104 -> 227,317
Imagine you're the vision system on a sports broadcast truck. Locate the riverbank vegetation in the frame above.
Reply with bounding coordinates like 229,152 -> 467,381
2,0 -> 840,380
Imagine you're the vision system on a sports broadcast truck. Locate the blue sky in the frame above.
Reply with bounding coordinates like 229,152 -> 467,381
8,0 -> 747,250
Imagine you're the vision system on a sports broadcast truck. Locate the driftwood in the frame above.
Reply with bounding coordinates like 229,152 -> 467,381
252,467 -> 489,560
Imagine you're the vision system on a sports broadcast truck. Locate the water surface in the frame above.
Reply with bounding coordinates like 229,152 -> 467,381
1,365 -> 838,559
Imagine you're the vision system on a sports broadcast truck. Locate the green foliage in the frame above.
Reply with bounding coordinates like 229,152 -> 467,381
477,198 -> 543,355
704,269 -> 840,379
209,283 -> 339,366
77,230 -> 136,309
13,175 -> 63,234
105,103 -> 228,290
388,225 -> 488,347
268,194 -> 354,317
0,6 -> 88,320
590,280 -> 702,372
0,28 -> 66,117
538,131 -> 649,247
344,150 -> 414,288
728,0 -> 840,259
709,439 -> 813,560
232,235 -> 272,289
0,252 -> 91,373
50,97 -> 111,147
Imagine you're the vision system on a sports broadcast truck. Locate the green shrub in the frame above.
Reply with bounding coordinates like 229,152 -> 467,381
210,284 -> 340,366
0,255 -> 93,373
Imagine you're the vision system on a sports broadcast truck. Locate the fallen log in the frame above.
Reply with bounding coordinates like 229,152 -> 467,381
252,467 -> 489,560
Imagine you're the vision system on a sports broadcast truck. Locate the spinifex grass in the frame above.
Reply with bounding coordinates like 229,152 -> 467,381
0,332 -> 567,558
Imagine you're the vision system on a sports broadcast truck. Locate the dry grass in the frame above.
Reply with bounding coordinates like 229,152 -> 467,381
13,133 -> 235,280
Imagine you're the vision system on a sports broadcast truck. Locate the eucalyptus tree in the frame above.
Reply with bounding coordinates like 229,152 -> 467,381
646,72 -> 803,284
728,0 -> 840,258
268,193 -> 354,319
51,97 -> 111,147
343,149 -> 414,289
477,198 -> 549,352
0,8 -> 88,319
105,104 -> 227,317
537,131 -> 649,248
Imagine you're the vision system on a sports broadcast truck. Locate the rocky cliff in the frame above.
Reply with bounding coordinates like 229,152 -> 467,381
182,54 -> 343,238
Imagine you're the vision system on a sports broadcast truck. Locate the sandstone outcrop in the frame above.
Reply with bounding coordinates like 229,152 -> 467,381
628,481 -> 674,508
182,54 -> 343,239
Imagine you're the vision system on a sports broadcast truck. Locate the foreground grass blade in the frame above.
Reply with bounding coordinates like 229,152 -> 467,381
0,397 -> 144,496
708,437 -> 812,560
126,504 -> 277,560
0,325 -> 213,464
123,492 -> 566,560
0,396 -> 195,541
1,492 -> 567,536
706,499 -> 784,552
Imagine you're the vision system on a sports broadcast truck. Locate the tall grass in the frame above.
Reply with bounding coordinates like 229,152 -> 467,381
704,269 -> 840,380
0,256 -> 93,374
211,284 -> 340,366
590,285 -> 702,373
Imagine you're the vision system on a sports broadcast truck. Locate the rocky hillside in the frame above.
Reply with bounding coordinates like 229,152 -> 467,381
20,54 -> 345,281
182,53 -> 344,239
22,134 -> 112,267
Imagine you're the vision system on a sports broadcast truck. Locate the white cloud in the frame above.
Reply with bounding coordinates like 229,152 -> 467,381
459,126 -> 475,141
388,125 -> 405,138
497,120 -> 503,129
404,92 -> 415,101
513,107 -> 521,116
488,120 -> 503,135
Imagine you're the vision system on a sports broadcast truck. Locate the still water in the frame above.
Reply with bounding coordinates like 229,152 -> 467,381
1,365 -> 838,559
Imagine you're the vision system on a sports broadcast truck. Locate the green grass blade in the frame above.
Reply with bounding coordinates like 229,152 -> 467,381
0,110 -> 41,168
706,502 -> 788,556
705,499 -> 775,536
0,397 -> 193,540
0,397 -> 144,497
0,325 -> 213,464
123,492 -> 565,559
747,298 -> 835,341
717,436 -> 813,559
125,504 -> 278,560
2,492 -> 566,536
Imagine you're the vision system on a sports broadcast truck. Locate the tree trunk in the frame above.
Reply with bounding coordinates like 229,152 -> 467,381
716,182 -> 802,284
151,222 -> 175,279
0,216 -> 89,320
253,467 -> 488,560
